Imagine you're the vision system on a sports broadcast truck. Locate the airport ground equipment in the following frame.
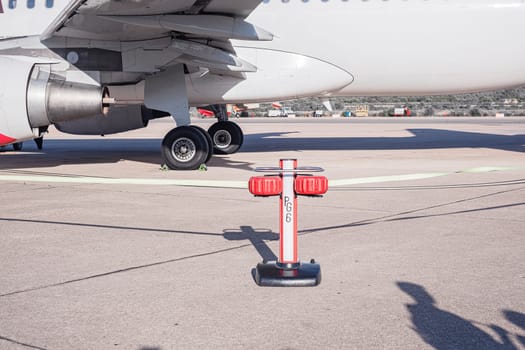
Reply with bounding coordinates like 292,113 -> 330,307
248,159 -> 328,287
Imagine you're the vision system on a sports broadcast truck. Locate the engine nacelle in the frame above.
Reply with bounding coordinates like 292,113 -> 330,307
0,56 -> 39,145
0,56 -> 106,146
55,105 -> 168,135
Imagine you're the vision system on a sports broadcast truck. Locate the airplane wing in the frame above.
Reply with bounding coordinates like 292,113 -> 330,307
41,0 -> 272,75
42,0 -> 270,42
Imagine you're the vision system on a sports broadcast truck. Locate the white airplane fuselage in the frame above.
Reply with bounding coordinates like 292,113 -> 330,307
2,0 -> 525,99
1,0 -> 524,169
246,0 -> 525,96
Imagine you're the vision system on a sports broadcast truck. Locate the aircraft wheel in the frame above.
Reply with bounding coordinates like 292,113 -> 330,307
208,121 -> 244,155
190,125 -> 213,163
12,142 -> 23,151
161,126 -> 211,170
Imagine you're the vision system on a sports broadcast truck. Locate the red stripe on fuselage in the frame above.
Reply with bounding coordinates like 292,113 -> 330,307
0,133 -> 16,146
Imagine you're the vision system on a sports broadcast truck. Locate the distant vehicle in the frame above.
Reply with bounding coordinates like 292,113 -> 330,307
267,106 -> 295,117
354,105 -> 369,117
197,108 -> 215,118
267,109 -> 283,117
389,107 -> 412,117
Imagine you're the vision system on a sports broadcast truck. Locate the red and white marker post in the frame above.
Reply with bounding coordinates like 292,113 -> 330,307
249,159 -> 328,287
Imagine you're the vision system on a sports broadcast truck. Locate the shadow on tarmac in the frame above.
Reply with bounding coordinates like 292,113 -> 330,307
504,310 -> 525,347
0,129 -> 523,170
223,226 -> 279,283
0,219 -> 278,298
223,225 -> 279,262
0,138 -> 255,171
300,186 -> 525,236
242,129 -> 525,153
0,186 -> 523,297
0,335 -> 46,350
398,282 -> 521,350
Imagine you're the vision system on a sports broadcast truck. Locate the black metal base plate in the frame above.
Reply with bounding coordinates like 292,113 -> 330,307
254,261 -> 321,287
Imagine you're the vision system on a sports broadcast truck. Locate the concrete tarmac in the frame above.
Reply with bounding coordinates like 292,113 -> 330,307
0,117 -> 524,350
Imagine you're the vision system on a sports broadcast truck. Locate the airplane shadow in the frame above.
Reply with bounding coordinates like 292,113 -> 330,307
398,281 -> 521,350
241,129 -> 525,153
0,128 -> 523,171
0,138 -> 255,171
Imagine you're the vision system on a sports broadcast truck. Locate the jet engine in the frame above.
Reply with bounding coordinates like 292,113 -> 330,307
0,56 -> 108,145
55,105 -> 169,136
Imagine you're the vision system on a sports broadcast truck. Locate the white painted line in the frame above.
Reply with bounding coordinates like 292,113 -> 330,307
329,173 -> 448,187
0,166 -> 519,188
0,175 -> 247,189
460,166 -> 519,173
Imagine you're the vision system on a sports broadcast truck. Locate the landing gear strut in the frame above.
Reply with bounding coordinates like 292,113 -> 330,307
35,127 -> 47,150
34,137 -> 44,150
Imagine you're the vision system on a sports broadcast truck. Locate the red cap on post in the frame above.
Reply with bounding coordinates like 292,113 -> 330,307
295,176 -> 328,196
249,176 -> 283,197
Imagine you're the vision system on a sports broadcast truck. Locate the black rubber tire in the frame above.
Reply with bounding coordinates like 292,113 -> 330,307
161,126 -> 211,170
190,125 -> 213,163
12,142 -> 23,151
208,121 -> 244,155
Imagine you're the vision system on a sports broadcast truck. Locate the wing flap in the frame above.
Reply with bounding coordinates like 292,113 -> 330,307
41,0 -> 268,77
43,0 -> 267,41
101,14 -> 273,41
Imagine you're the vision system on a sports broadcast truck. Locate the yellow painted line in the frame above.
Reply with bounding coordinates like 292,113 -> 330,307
0,166 -> 519,188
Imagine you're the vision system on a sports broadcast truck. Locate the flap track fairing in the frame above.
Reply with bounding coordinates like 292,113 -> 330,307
101,14 -> 274,41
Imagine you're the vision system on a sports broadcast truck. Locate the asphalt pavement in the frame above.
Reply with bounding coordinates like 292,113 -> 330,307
0,117 -> 524,350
